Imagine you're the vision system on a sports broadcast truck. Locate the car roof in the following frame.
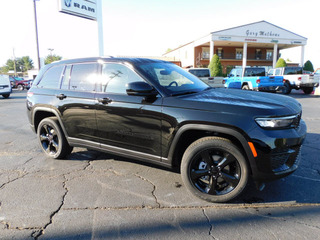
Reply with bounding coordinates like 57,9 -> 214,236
49,57 -> 169,66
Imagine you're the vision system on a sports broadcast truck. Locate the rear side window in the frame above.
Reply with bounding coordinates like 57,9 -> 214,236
189,69 -> 210,78
37,65 -> 64,89
284,67 -> 303,75
69,63 -> 99,91
244,68 -> 265,77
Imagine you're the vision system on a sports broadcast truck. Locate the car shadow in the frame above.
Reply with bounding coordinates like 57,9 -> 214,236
64,131 -> 320,205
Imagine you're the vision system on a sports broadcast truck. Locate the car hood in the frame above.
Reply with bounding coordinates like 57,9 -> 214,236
167,88 -> 302,117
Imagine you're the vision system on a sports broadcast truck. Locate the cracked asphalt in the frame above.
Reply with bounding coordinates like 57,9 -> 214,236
1,90 -> 320,240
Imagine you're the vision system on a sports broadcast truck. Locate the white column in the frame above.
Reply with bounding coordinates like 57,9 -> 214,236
242,42 -> 247,69
273,43 -> 278,68
300,45 -> 305,67
210,40 -> 214,61
97,0 -> 104,56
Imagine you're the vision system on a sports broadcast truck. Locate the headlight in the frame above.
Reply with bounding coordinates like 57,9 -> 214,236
255,115 -> 299,129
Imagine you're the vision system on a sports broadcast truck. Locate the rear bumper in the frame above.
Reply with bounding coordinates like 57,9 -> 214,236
254,85 -> 283,91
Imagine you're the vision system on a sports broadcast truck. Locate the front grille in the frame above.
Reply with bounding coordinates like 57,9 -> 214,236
271,146 -> 301,172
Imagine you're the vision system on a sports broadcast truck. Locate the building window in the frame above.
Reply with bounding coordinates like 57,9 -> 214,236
216,48 -> 223,59
255,49 -> 262,60
266,50 -> 273,60
202,47 -> 210,59
236,49 -> 243,60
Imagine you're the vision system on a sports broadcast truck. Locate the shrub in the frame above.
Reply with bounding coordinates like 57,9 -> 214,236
208,54 -> 222,77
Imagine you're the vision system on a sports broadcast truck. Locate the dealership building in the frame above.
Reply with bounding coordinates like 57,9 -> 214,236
163,21 -> 307,73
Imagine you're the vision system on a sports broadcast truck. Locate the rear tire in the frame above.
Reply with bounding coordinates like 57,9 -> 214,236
241,85 -> 250,90
302,87 -> 313,94
37,117 -> 73,159
17,85 -> 24,91
2,94 -> 10,99
181,137 -> 249,203
282,82 -> 291,94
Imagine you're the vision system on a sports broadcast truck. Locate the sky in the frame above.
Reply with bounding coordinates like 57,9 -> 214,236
1,0 -> 320,70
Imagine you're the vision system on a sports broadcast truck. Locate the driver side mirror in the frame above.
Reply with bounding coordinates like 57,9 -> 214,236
126,81 -> 158,98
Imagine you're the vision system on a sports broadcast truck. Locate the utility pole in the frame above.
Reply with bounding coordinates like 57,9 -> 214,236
13,48 -> 17,77
33,0 -> 41,70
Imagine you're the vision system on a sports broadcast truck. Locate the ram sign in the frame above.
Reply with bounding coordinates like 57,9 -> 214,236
59,0 -> 97,20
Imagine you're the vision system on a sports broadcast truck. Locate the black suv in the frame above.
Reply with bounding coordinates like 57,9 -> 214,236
27,57 -> 306,203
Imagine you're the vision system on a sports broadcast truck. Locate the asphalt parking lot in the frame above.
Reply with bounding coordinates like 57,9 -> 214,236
1,89 -> 320,239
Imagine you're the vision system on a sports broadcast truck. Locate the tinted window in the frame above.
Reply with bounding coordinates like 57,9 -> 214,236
284,67 -> 303,75
189,69 -> 210,78
38,65 -> 64,89
244,68 -> 265,77
69,63 -> 99,91
101,63 -> 144,94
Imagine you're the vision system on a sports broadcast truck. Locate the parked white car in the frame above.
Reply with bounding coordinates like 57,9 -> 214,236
186,68 -> 214,82
268,67 -> 319,94
0,75 -> 12,98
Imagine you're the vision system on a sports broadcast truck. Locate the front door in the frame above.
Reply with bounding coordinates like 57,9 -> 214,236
95,63 -> 162,159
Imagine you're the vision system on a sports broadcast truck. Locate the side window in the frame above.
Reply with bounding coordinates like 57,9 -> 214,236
101,63 -> 144,94
275,69 -> 281,76
37,65 -> 64,89
236,69 -> 241,77
69,63 -> 99,91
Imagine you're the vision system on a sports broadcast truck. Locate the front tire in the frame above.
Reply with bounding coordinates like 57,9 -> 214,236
2,94 -> 10,99
37,117 -> 73,159
181,137 -> 249,203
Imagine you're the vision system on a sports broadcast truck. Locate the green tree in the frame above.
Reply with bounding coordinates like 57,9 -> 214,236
45,54 -> 62,65
303,60 -> 314,72
275,58 -> 287,68
208,54 -> 222,77
20,56 -> 34,72
1,56 -> 34,74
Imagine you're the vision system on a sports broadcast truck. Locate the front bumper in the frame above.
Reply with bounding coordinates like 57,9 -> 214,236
247,119 -> 306,182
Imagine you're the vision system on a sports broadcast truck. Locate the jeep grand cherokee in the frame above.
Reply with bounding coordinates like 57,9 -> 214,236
26,57 -> 306,203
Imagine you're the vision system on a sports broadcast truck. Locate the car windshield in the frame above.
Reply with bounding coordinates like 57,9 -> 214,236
136,62 -> 209,96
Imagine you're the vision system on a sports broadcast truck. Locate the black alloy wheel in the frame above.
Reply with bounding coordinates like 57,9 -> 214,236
181,137 -> 248,203
37,117 -> 73,159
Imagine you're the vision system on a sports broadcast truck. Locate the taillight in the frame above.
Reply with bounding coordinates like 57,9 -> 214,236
256,78 -> 260,84
27,92 -> 33,97
298,77 -> 302,81
283,79 -> 286,83
222,80 -> 226,84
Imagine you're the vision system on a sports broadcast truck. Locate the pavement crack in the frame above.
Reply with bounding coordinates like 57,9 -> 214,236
32,175 -> 69,240
202,208 -> 216,239
83,160 -> 93,171
134,174 -> 160,208
0,172 -> 28,190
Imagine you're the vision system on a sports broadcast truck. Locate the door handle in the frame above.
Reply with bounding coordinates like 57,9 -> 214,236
97,97 -> 112,104
56,94 -> 67,100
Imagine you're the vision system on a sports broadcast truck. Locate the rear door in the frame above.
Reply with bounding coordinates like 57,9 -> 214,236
57,63 -> 99,144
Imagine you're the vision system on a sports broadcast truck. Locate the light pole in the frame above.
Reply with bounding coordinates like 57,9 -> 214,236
33,0 -> 41,70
